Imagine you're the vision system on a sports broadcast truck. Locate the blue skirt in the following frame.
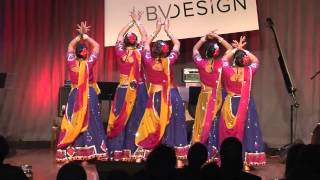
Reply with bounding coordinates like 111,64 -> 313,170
107,83 -> 148,157
56,87 -> 108,162
228,96 -> 266,165
153,88 -> 189,158
207,115 -> 220,160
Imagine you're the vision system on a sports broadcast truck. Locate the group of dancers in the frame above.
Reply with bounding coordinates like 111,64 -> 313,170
55,9 -> 266,167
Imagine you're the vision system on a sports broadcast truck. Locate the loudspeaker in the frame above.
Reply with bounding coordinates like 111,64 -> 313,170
57,86 -> 71,117
0,73 -> 7,88
96,161 -> 145,179
188,86 -> 201,118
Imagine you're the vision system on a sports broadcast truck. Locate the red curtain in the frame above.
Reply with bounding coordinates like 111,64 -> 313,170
0,0 -> 319,146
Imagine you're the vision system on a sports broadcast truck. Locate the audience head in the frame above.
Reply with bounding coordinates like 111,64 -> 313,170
201,162 -> 220,180
285,143 -> 306,178
187,143 -> 208,169
220,137 -> 243,171
311,124 -> 320,144
146,144 -> 177,171
0,135 -> 9,163
286,144 -> 320,180
299,144 -> 320,174
56,162 -> 87,180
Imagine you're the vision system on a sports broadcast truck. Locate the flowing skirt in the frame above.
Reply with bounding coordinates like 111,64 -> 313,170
107,83 -> 148,160
192,91 -> 220,161
134,88 -> 189,159
56,87 -> 108,162
219,95 -> 266,165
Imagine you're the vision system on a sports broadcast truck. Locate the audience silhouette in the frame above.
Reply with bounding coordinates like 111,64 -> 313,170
0,135 -> 28,180
219,137 -> 261,180
56,162 -> 87,180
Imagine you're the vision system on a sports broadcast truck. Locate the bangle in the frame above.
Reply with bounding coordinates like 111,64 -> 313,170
218,37 -> 224,43
244,50 -> 250,54
128,21 -> 134,27
231,49 -> 237,54
135,21 -> 142,26
151,31 -> 157,39
166,32 -> 173,38
76,36 -> 81,42
203,36 -> 208,41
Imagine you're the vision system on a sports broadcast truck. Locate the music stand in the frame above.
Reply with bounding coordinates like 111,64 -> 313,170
0,73 -> 7,88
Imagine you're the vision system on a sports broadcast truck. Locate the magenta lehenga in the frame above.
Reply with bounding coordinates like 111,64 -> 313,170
218,60 -> 266,165
191,53 -> 223,161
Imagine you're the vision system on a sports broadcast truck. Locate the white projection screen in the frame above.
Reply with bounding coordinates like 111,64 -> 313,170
104,0 -> 259,47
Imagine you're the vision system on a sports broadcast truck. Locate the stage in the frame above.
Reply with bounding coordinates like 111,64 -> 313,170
5,149 -> 285,180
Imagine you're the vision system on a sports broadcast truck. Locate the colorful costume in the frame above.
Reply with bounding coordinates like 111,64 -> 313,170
107,41 -> 148,160
134,50 -> 188,159
219,60 -> 266,165
56,52 -> 108,162
191,53 -> 223,160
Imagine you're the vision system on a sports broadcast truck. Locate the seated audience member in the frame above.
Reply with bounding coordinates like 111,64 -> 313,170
201,162 -> 221,180
134,144 -> 178,180
56,162 -> 87,180
179,143 -> 208,180
187,143 -> 208,169
0,135 -> 28,180
219,137 -> 261,180
284,143 -> 306,179
287,144 -> 320,180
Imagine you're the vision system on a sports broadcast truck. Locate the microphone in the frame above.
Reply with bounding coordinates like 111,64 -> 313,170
266,17 -> 274,27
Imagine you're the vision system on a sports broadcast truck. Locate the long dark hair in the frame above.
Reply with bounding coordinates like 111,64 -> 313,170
233,49 -> 250,67
205,42 -> 220,59
152,40 -> 170,58
75,43 -> 87,59
124,32 -> 138,47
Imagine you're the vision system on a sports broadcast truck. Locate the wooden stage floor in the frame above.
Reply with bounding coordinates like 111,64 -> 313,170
5,149 -> 285,180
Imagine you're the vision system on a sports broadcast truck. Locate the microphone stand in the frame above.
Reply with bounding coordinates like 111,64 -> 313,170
310,70 -> 320,80
266,18 -> 299,147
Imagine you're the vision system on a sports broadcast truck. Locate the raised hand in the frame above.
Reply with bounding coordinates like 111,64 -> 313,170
164,18 -> 170,32
232,36 -> 246,49
137,10 -> 143,21
76,21 -> 91,35
130,7 -> 138,22
156,18 -> 162,32
206,29 -> 218,40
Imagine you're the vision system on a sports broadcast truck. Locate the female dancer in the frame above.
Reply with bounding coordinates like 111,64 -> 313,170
219,36 -> 266,166
134,18 -> 188,159
107,9 -> 148,161
191,30 -> 232,160
56,22 -> 108,162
